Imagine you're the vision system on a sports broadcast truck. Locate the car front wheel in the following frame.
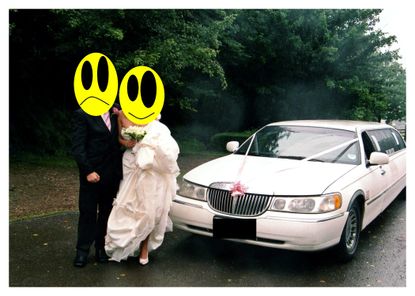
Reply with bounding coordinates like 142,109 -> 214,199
335,201 -> 361,262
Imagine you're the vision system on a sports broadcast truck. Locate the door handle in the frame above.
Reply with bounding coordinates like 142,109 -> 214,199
380,166 -> 386,175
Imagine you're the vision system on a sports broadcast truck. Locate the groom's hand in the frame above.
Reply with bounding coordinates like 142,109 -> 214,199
86,172 -> 100,183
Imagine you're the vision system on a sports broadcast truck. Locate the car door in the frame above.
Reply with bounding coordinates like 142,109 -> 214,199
364,128 -> 406,212
366,128 -> 406,211
358,129 -> 391,227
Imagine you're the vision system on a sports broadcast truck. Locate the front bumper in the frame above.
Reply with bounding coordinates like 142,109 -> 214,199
170,195 -> 348,251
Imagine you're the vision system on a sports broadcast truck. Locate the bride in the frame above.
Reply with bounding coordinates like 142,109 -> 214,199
105,111 -> 180,265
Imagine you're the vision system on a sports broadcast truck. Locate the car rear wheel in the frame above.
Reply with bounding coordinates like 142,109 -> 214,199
335,201 -> 361,262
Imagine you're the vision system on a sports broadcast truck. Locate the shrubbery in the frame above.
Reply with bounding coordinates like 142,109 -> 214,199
177,138 -> 207,154
209,131 -> 253,152
172,125 -> 254,153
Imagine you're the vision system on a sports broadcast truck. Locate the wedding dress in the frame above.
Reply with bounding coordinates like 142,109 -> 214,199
104,120 -> 180,262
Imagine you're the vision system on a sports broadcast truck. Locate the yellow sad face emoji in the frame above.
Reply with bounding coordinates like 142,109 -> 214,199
74,53 -> 118,116
119,66 -> 164,125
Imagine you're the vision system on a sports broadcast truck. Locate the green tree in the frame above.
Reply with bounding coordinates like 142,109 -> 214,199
9,9 -> 233,154
215,9 -> 405,129
9,9 -> 406,155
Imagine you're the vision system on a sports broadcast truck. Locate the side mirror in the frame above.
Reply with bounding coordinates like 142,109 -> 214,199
226,141 -> 239,153
369,152 -> 389,165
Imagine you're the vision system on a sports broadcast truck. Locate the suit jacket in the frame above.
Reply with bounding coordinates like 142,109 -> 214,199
71,108 -> 123,186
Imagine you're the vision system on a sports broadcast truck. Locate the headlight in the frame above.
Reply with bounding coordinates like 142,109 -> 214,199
270,193 -> 342,213
178,180 -> 207,201
288,199 -> 315,213
319,193 -> 342,212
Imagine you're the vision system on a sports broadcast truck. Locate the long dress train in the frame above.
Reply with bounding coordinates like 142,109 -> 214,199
104,120 -> 180,262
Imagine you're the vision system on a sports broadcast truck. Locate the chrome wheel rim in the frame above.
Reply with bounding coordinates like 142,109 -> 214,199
345,209 -> 358,250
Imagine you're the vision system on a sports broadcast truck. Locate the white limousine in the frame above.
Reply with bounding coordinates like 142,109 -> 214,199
171,120 -> 406,260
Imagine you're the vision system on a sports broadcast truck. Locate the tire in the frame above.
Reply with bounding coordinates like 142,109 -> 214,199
335,201 -> 361,262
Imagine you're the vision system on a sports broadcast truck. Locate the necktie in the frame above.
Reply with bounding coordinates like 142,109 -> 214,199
103,112 -> 111,131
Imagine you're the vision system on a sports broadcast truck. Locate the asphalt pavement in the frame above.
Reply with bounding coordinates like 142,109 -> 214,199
9,196 -> 406,287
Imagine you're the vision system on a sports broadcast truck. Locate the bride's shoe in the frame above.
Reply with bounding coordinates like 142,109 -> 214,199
139,256 -> 149,265
139,241 -> 149,265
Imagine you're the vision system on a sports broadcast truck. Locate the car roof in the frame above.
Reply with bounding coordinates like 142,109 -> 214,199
267,120 -> 390,132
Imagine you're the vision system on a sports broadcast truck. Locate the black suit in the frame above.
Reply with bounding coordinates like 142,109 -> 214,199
71,108 -> 122,254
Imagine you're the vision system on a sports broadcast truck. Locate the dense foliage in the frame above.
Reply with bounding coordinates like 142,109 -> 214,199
9,9 -> 406,154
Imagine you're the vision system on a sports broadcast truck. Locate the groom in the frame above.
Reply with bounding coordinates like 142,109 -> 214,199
71,105 -> 123,267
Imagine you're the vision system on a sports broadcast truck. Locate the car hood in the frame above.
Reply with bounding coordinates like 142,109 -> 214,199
183,154 -> 356,196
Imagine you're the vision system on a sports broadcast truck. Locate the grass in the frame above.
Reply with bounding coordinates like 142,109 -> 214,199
180,150 -> 226,157
10,152 -> 77,168
10,150 -> 226,166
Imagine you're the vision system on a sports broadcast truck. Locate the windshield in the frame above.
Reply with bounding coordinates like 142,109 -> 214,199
235,125 -> 361,165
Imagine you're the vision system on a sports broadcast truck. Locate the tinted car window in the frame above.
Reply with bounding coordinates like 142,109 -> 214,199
391,130 -> 406,150
365,128 -> 406,155
362,131 -> 376,160
236,125 -> 360,164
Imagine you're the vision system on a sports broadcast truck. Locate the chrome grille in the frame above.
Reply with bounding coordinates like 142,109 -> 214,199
207,188 -> 271,216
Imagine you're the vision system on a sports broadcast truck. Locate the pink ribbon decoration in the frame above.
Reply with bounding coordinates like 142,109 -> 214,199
230,134 -> 255,197
230,181 -> 248,197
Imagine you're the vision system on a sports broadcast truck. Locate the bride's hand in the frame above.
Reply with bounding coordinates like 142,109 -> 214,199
125,140 -> 137,149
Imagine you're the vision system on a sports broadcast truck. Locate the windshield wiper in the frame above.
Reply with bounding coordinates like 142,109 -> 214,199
277,155 -> 305,160
308,158 -> 325,162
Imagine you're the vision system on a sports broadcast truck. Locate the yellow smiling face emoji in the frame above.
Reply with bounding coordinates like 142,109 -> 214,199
74,52 -> 118,116
119,66 -> 164,125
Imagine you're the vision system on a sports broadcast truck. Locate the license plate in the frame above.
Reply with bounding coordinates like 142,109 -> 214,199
213,216 -> 256,240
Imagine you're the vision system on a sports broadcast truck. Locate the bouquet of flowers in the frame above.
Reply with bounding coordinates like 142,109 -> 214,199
121,126 -> 147,141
